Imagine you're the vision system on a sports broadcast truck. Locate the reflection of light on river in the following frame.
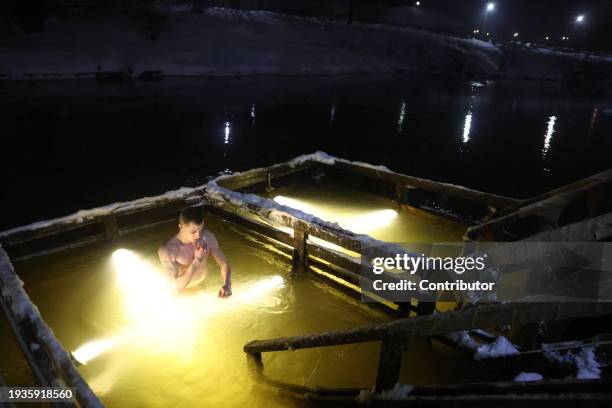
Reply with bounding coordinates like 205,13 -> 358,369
462,109 -> 473,143
224,121 -> 231,144
72,249 -> 284,373
542,115 -> 557,157
397,100 -> 406,132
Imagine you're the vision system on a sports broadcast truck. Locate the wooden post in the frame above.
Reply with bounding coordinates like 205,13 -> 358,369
395,184 -> 405,206
266,172 -> 272,192
246,352 -> 264,379
292,221 -> 309,274
104,217 -> 119,240
375,337 -> 405,392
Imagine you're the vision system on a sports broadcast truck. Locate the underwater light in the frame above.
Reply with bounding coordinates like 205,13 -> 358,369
274,195 -> 397,233
72,248 -> 286,365
347,209 -> 397,231
274,195 -> 317,214
72,337 -> 120,365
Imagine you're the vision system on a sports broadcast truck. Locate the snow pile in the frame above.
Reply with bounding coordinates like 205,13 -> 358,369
2,6 -> 609,81
575,347 -> 601,379
0,186 -> 203,238
287,151 -> 337,167
474,336 -> 520,360
376,383 -> 415,400
460,265 -> 500,304
286,150 -> 389,172
445,331 -> 480,351
514,372 -> 543,382
542,343 -> 602,380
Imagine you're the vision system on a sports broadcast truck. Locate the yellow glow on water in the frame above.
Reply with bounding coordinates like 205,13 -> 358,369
273,195 -> 397,234
72,249 -> 285,368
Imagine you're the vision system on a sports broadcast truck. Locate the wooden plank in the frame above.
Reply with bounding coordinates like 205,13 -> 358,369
260,377 -> 612,398
8,234 -> 106,263
305,393 -> 612,406
0,248 -> 102,407
465,175 -> 612,241
0,191 -> 203,247
254,374 -> 612,405
244,302 -> 612,354
306,244 -> 361,281
216,161 -> 315,191
330,161 -> 521,209
524,168 -> 612,205
203,184 -> 422,273
0,373 -> 16,408
203,204 -> 294,248
8,218 -> 178,263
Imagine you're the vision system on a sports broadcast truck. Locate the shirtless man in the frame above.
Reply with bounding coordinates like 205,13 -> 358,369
158,207 -> 232,296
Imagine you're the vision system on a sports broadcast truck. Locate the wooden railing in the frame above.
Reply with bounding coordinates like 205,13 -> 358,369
244,302 -> 612,392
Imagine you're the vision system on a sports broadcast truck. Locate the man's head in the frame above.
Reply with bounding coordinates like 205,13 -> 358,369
178,207 -> 205,243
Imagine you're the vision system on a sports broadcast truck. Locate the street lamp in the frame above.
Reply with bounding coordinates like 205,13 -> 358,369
575,14 -> 585,24
482,3 -> 495,38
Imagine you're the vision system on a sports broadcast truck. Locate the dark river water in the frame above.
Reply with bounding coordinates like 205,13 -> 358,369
1,74 -> 612,230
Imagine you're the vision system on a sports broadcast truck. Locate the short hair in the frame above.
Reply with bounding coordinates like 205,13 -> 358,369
179,207 -> 205,225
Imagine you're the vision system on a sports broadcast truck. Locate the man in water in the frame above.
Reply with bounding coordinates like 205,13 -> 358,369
158,207 -> 232,296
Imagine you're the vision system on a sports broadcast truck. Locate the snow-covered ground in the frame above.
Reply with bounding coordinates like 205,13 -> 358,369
1,6 -> 611,82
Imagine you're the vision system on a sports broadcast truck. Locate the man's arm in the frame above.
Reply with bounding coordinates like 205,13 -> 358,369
158,246 -> 203,294
206,232 -> 232,297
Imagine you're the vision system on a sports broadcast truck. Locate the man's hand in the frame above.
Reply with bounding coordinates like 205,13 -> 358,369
218,284 -> 232,298
194,241 -> 208,262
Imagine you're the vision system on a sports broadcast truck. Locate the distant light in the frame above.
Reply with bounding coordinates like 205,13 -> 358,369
513,32 -> 519,38
576,14 -> 585,23
486,2 -> 495,12
486,32 -> 490,36
473,29 -> 480,34
415,1 -> 421,6
545,36 -> 550,40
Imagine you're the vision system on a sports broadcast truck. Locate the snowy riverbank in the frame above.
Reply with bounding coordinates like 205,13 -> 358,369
1,6 -> 611,82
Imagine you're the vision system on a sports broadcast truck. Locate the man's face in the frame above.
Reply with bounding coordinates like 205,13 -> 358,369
180,221 -> 204,243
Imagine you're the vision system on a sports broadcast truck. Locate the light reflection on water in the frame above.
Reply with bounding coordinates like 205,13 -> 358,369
462,109 -> 473,144
15,214 -> 390,407
269,181 -> 465,243
224,121 -> 231,144
542,115 -> 557,157
3,76 -> 612,232
397,100 -> 407,132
